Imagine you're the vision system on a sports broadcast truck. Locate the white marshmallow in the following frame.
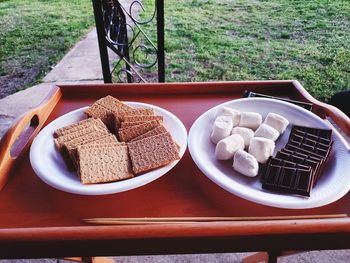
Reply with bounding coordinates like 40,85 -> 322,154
239,112 -> 262,130
216,107 -> 241,127
215,134 -> 245,160
231,127 -> 254,148
211,115 -> 233,144
248,137 -> 275,164
264,112 -> 289,134
233,149 -> 259,177
254,123 -> 280,141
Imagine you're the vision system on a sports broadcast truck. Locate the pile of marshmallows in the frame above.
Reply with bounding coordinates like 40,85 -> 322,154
211,107 -> 289,177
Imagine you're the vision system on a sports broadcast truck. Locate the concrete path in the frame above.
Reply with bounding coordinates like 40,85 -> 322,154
0,27 -> 104,140
0,0 -> 139,140
0,1 -> 349,262
43,28 -> 105,83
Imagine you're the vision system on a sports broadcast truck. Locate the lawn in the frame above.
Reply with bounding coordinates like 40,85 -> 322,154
0,0 -> 94,98
137,0 -> 350,100
0,0 -> 349,101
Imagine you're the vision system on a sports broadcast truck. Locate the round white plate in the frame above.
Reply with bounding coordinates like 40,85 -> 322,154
188,98 -> 350,209
30,102 -> 187,195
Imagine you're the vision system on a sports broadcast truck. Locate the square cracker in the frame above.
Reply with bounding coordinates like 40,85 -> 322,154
54,118 -> 101,138
70,133 -> 120,169
114,108 -> 155,130
60,129 -> 110,170
118,120 -> 161,142
85,104 -> 114,130
54,119 -> 109,151
121,115 -> 163,123
94,95 -> 132,111
130,125 -> 168,142
127,131 -> 180,174
85,95 -> 131,130
77,144 -> 133,184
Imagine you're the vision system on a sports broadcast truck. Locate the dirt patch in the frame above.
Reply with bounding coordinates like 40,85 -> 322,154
0,65 -> 42,99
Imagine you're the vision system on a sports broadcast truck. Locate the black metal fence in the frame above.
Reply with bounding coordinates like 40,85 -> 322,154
92,0 -> 165,83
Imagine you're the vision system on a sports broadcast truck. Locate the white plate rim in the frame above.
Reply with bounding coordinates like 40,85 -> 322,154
188,97 -> 350,209
30,101 -> 187,195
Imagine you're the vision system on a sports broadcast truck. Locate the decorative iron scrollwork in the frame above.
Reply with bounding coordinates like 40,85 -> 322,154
96,0 -> 160,83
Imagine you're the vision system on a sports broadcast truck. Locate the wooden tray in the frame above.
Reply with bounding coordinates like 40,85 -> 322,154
0,81 -> 350,259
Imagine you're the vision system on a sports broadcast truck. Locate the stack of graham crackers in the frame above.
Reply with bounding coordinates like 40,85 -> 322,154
53,95 -> 180,185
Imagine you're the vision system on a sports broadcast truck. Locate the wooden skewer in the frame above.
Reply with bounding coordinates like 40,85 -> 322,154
83,214 -> 347,225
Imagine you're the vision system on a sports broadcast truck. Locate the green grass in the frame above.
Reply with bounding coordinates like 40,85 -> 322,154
1,1 -> 349,100
0,0 -> 94,92
136,0 -> 350,100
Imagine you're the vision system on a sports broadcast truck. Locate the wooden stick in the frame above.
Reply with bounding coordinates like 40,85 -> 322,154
83,214 -> 347,225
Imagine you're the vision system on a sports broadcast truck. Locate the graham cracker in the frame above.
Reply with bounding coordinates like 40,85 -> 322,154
54,119 -> 109,150
127,131 -> 180,174
94,95 -> 131,111
70,133 -> 120,169
60,129 -> 110,170
120,121 -> 148,128
84,95 -> 131,131
118,120 -> 161,142
77,144 -> 133,184
54,118 -> 100,138
85,104 -> 114,130
130,125 -> 168,142
114,108 -> 155,130
121,115 -> 163,123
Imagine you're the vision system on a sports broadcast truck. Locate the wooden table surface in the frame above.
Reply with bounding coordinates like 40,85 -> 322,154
0,81 -> 349,259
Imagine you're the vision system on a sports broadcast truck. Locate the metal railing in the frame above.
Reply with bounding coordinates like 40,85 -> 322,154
92,0 -> 165,83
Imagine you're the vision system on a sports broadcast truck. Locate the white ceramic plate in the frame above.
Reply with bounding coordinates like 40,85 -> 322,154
188,98 -> 350,209
30,102 -> 187,195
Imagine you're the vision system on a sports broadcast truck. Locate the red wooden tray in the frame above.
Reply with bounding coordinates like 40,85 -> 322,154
0,81 -> 349,259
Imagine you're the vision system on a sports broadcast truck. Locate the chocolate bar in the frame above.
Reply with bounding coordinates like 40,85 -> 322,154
289,133 -> 332,149
262,165 -> 313,196
260,157 -> 310,182
276,150 -> 320,184
243,91 -> 313,111
285,144 -> 326,160
290,130 -> 332,146
269,157 -> 310,169
288,140 -> 331,158
280,149 -> 325,182
282,125 -> 333,184
259,124 -> 333,196
291,125 -> 332,139
265,157 -> 314,185
286,126 -> 332,158
280,148 -> 323,164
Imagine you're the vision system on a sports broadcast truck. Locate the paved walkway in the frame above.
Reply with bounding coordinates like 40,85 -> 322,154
0,2 -> 349,262
0,27 -> 106,140
0,0 -> 137,140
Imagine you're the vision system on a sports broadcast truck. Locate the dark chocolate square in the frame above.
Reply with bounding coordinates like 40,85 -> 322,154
285,144 -> 326,160
264,165 -> 281,186
293,130 -> 332,146
279,168 -> 295,188
291,125 -> 332,139
262,166 -> 312,196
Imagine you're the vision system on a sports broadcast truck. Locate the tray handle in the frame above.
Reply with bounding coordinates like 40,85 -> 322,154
293,81 -> 350,140
0,86 -> 61,190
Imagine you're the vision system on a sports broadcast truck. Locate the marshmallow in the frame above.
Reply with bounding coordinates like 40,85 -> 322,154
231,127 -> 254,148
211,115 -> 233,144
248,137 -> 275,164
216,107 -> 241,127
239,112 -> 262,130
264,112 -> 289,134
233,149 -> 259,177
254,123 -> 280,141
215,134 -> 245,160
